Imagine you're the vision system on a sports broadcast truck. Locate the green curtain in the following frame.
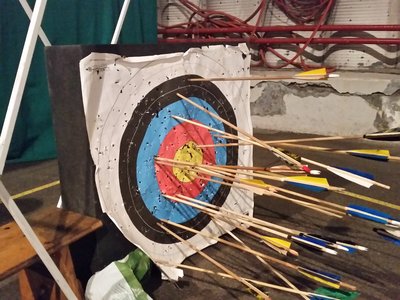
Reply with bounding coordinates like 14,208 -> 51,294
0,0 -> 157,163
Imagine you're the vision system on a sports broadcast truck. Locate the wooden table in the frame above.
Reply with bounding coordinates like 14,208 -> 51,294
0,206 -> 103,299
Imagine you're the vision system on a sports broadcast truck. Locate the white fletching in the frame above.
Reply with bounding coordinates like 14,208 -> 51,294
326,166 -> 373,188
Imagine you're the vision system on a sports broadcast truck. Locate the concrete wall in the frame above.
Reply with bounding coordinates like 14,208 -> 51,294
250,71 -> 400,136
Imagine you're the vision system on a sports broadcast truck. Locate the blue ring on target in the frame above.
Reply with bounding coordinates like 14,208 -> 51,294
119,74 -> 238,244
136,97 -> 227,223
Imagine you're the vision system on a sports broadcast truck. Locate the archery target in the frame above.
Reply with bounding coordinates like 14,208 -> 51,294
119,75 -> 238,243
79,45 -> 253,272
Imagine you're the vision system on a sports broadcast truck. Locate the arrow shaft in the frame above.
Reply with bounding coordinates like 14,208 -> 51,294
346,207 -> 389,223
189,75 -> 328,82
158,223 -> 271,300
176,194 -> 300,235
177,93 -> 305,170
160,263 -> 338,299
157,158 -> 344,217
221,226 -> 309,300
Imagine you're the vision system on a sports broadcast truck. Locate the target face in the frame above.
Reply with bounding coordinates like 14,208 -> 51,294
119,75 -> 238,243
80,46 -> 253,273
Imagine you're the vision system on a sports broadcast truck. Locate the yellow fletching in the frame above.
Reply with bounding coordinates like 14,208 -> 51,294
298,270 -> 341,289
241,179 -> 269,188
294,68 -> 327,79
285,176 -> 330,188
239,179 -> 268,195
347,149 -> 390,156
261,236 -> 291,249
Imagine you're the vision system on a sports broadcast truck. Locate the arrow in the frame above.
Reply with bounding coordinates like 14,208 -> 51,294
374,228 -> 400,245
164,193 -> 297,256
300,157 -> 390,189
203,164 -> 305,174
176,93 -> 313,173
212,134 -> 361,145
283,176 -> 332,192
241,172 -> 336,193
158,262 -> 340,299
298,267 -> 344,290
156,157 -> 345,218
364,127 -> 400,140
346,149 -> 391,161
170,193 -> 299,236
307,234 -> 368,253
277,142 -> 400,162
333,166 -> 375,180
188,68 -> 339,82
157,222 -> 271,300
219,223 -> 310,300
385,228 -> 400,238
175,192 -> 364,253
169,194 -> 345,256
173,162 -> 400,230
346,204 -> 400,227
157,157 -> 400,229
261,236 -> 292,250
161,218 -> 293,258
165,193 -> 359,290
337,190 -> 400,212
162,155 -> 337,193
291,235 -> 337,255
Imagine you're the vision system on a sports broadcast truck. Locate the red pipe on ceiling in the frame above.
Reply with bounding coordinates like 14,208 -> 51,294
159,37 -> 400,45
158,24 -> 400,35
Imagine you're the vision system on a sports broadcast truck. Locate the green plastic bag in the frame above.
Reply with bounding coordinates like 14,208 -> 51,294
86,249 -> 152,300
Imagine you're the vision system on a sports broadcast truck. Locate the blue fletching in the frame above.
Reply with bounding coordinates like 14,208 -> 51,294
298,266 -> 341,282
342,246 -> 357,254
375,228 -> 400,246
346,204 -> 391,224
380,235 -> 400,246
349,152 -> 388,161
308,235 -> 359,254
287,182 -> 326,192
310,296 -> 334,300
293,235 -> 328,247
335,166 -> 375,180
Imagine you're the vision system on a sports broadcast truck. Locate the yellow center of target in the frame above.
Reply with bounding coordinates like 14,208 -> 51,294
173,141 -> 203,182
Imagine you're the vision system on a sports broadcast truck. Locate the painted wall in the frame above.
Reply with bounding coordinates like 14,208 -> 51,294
250,71 -> 400,136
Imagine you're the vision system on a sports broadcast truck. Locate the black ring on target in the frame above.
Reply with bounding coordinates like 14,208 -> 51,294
119,75 -> 238,244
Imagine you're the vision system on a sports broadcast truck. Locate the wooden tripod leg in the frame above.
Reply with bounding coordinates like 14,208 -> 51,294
50,246 -> 83,300
18,246 -> 83,300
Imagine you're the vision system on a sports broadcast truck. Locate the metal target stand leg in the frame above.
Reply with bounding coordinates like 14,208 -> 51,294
0,0 -> 131,299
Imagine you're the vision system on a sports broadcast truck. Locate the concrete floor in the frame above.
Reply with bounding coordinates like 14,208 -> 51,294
1,131 -> 399,299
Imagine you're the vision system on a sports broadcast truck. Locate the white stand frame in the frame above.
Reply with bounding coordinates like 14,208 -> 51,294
0,1 -> 131,298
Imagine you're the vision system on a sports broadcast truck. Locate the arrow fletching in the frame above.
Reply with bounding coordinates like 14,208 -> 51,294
336,241 -> 368,252
346,204 -> 400,227
284,176 -> 330,192
335,167 -> 375,180
297,267 -> 341,289
346,149 -> 390,161
326,166 -> 374,188
306,234 -> 367,253
240,179 -> 269,195
293,68 -> 339,80
302,157 -> 389,189
261,236 -> 292,249
374,228 -> 400,246
385,228 -> 400,238
291,235 -> 337,255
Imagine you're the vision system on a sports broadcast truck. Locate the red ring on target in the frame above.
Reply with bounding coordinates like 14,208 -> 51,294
155,120 -> 216,198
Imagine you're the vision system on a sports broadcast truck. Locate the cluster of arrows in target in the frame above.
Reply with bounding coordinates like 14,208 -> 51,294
153,92 -> 400,299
